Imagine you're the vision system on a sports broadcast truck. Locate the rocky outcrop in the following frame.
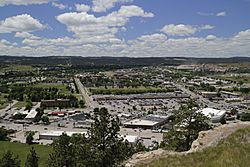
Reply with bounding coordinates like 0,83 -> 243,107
125,122 -> 250,167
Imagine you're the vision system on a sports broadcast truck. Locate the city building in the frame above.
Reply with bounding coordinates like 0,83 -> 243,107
198,108 -> 226,123
123,114 -> 170,129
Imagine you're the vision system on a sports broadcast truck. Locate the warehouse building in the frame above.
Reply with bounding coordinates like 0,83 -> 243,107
123,114 -> 170,130
198,107 -> 226,123
39,131 -> 87,140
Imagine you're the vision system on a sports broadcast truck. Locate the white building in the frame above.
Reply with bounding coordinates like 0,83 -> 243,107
198,108 -> 226,123
39,131 -> 87,140
25,110 -> 38,120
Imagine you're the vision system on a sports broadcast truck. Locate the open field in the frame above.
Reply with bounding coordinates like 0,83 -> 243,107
137,126 -> 250,167
0,141 -> 52,166
0,65 -> 34,72
13,101 -> 26,108
32,83 -> 70,94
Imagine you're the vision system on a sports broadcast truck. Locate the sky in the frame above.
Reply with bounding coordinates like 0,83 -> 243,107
0,0 -> 250,57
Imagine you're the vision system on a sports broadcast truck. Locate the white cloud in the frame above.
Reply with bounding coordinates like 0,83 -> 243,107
206,35 -> 217,41
75,4 -> 90,12
161,24 -> 197,36
56,5 -> 153,41
216,11 -> 226,17
0,14 -> 45,33
160,24 -> 214,36
198,11 -> 227,17
0,0 -> 54,7
92,0 -> 132,12
200,24 -> 214,30
1,29 -> 250,57
52,2 -> 67,10
15,32 -> 41,40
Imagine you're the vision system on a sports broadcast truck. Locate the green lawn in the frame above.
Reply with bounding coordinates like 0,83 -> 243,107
32,83 -> 70,94
13,101 -> 26,109
0,141 -> 52,166
0,65 -> 34,72
137,126 -> 250,167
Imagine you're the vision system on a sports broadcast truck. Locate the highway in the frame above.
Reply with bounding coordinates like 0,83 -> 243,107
74,78 -> 99,109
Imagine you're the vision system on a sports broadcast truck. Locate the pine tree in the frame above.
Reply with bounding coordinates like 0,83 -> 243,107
25,147 -> 39,167
0,150 -> 20,167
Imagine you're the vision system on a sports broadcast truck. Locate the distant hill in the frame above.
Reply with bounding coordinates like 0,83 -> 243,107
0,56 -> 250,67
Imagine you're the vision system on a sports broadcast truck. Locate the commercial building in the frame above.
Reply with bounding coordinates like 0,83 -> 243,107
123,114 -> 170,129
39,131 -> 87,140
25,109 -> 38,121
198,107 -> 226,123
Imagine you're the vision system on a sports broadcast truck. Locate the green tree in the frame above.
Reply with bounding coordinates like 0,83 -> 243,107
88,107 -> 131,167
25,147 -> 39,167
0,127 -> 9,141
25,100 -> 33,111
25,131 -> 35,145
0,151 -> 20,167
46,133 -> 75,167
46,107 -> 132,167
162,105 -> 211,151
41,116 -> 50,124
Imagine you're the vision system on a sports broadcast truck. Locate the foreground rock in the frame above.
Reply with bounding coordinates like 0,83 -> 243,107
125,121 -> 250,167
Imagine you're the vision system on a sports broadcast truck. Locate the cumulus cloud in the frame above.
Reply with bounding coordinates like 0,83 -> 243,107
161,24 -> 197,36
200,24 -> 214,30
160,24 -> 214,36
56,5 -> 154,42
0,0 -> 54,7
2,28 -> 249,57
0,14 -> 45,33
52,2 -> 67,10
92,0 -> 133,12
75,4 -> 90,12
216,11 -> 226,17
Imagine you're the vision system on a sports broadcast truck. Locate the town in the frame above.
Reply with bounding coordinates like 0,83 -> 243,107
1,57 -> 249,153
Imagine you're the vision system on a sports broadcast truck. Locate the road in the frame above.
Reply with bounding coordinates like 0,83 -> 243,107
175,83 -> 215,107
74,78 -> 99,109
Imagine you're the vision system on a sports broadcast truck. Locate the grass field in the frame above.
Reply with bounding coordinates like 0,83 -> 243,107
137,126 -> 250,167
0,65 -> 34,72
32,83 -> 70,94
13,101 -> 26,108
0,141 -> 52,166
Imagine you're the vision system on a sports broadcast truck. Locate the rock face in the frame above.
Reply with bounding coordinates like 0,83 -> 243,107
125,122 -> 250,167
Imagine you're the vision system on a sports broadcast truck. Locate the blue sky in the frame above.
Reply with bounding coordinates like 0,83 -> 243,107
0,0 -> 250,57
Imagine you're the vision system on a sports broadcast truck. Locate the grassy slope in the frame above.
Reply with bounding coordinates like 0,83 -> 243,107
138,126 -> 250,167
0,141 -> 52,166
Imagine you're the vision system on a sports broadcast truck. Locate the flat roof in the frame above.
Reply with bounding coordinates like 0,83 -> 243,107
39,131 -> 87,137
198,108 -> 226,118
124,119 -> 159,126
25,110 -> 38,119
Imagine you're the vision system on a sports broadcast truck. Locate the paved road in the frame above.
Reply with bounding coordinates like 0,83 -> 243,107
74,78 -> 99,109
